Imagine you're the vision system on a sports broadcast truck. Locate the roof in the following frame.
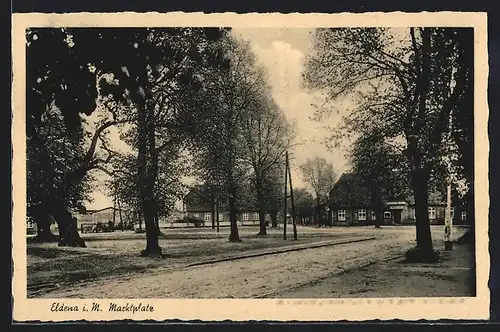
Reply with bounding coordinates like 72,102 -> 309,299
329,173 -> 372,207
183,183 -> 260,212
83,207 -> 128,214
329,172 -> 447,208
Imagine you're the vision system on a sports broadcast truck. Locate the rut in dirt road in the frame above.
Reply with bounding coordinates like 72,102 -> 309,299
38,232 -> 417,298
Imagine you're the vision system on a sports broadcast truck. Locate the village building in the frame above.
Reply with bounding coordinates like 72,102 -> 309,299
73,206 -> 132,232
329,173 -> 470,226
182,185 -> 272,227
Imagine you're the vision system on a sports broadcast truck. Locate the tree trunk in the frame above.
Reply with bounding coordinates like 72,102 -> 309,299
316,200 -> 322,226
36,222 -> 59,242
155,210 -> 160,234
410,169 -> 435,261
228,183 -> 241,242
370,189 -> 383,228
256,183 -> 267,235
138,210 -> 143,231
28,123 -> 85,246
117,199 -> 124,230
374,208 -> 382,228
31,206 -> 59,242
53,201 -> 86,248
141,198 -> 161,256
137,99 -> 162,257
257,206 -> 267,235
211,193 -> 216,230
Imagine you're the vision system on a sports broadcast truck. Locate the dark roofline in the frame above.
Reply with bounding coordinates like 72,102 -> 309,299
84,206 -> 126,214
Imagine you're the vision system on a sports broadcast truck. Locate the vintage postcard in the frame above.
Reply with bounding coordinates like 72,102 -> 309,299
11,12 -> 490,322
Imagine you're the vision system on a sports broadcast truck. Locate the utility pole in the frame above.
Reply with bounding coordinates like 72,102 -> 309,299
216,201 -> 220,233
287,152 -> 298,240
283,151 -> 298,241
283,152 -> 288,240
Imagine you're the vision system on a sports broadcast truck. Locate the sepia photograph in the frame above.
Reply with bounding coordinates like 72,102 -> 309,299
11,12 -> 489,321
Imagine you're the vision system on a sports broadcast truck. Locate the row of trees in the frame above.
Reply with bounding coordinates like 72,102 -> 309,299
26,28 -> 295,255
303,28 -> 474,261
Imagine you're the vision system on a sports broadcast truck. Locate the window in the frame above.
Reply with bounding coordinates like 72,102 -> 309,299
410,208 -> 416,220
358,209 -> 366,221
461,211 -> 467,221
428,207 -> 436,220
218,213 -> 223,221
193,213 -> 199,219
371,211 -> 376,220
204,213 -> 211,222
242,212 -> 249,221
384,211 -> 392,219
337,210 -> 346,221
253,212 -> 259,220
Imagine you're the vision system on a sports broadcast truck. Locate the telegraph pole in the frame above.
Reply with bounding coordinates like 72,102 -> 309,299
287,152 -> 298,240
216,201 -> 220,233
283,151 -> 298,241
283,152 -> 288,240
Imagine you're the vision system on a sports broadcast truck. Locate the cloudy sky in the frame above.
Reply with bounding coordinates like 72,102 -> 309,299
231,28 -> 348,180
86,28 -> 349,210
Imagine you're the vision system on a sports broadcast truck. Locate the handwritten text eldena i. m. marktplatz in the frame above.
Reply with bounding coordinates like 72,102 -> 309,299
50,302 -> 154,314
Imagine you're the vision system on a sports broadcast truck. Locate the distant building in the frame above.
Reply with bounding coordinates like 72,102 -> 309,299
74,206 -> 132,230
329,173 -> 470,226
182,185 -> 272,227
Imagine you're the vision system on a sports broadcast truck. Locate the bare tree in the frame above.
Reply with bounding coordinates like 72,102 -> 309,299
194,35 -> 269,242
299,157 -> 337,225
241,98 -> 296,235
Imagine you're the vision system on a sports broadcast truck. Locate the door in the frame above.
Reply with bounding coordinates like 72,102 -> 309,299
394,210 -> 402,224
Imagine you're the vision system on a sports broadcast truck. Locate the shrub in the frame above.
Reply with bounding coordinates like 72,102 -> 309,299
182,216 -> 204,228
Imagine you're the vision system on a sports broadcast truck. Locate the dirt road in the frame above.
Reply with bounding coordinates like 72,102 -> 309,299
36,227 -> 447,298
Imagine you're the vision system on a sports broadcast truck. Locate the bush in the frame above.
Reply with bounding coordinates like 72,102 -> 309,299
182,216 -> 204,228
405,246 -> 441,263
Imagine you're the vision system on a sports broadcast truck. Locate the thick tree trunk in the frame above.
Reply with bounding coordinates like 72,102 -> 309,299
370,189 -> 383,228
137,98 -> 162,257
155,211 -> 160,234
141,198 -> 161,256
53,202 -> 86,248
36,223 -> 59,242
30,206 -> 58,242
374,208 -> 382,228
138,210 -> 143,231
28,124 -> 85,246
211,194 -> 216,229
256,183 -> 267,235
408,169 -> 437,262
257,207 -> 267,236
315,202 -> 321,226
228,184 -> 241,242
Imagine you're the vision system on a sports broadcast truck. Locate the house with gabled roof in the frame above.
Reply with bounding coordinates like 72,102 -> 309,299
182,184 -> 272,227
328,173 -> 470,226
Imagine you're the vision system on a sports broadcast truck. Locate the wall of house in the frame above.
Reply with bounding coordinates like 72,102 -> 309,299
185,210 -> 271,227
401,205 -> 460,225
332,205 -> 460,226
332,208 -> 375,225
